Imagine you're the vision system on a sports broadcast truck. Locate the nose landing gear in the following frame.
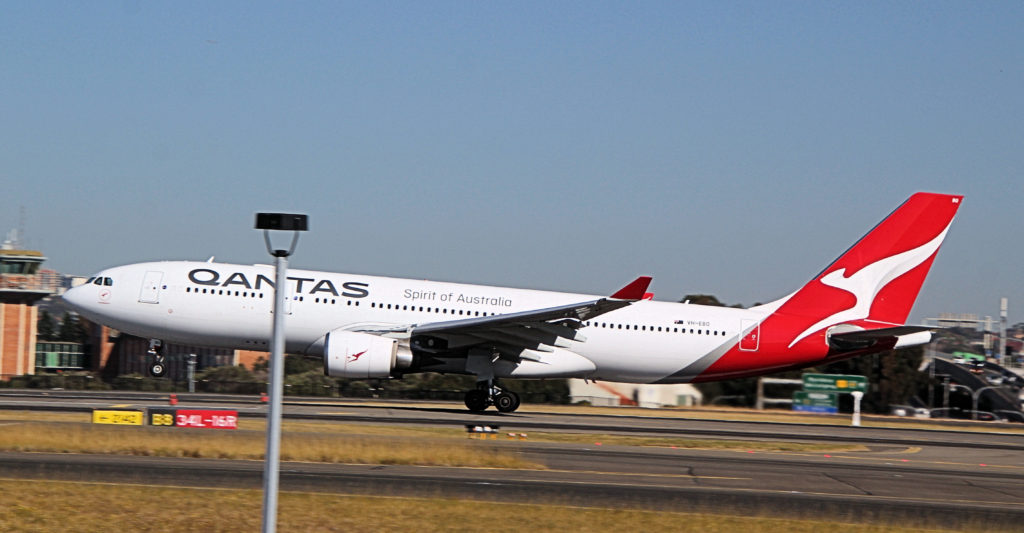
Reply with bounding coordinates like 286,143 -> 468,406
147,339 -> 167,378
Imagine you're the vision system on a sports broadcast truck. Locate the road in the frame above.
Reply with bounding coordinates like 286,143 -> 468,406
1,390 -> 1022,528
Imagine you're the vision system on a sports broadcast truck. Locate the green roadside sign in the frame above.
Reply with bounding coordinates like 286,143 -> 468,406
802,373 -> 868,393
793,391 -> 838,413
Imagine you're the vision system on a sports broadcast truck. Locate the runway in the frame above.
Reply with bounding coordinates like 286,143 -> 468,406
1,389 -> 1021,450
1,390 -> 1023,528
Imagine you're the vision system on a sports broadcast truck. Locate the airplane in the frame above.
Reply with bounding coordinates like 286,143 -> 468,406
63,192 -> 962,412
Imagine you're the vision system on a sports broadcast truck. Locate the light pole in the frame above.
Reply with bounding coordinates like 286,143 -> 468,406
946,383 -> 972,419
255,213 -> 308,533
851,391 -> 864,427
971,385 -> 1000,421
186,353 -> 197,393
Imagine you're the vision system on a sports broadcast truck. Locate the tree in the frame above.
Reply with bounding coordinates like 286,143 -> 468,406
680,294 -> 725,306
818,346 -> 929,414
679,294 -> 745,308
196,364 -> 256,382
37,310 -> 57,341
284,370 -> 338,396
693,376 -> 760,407
195,364 -> 261,394
57,312 -> 89,343
284,354 -> 320,375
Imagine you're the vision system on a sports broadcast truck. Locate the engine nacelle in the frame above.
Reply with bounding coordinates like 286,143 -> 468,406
324,330 -> 398,379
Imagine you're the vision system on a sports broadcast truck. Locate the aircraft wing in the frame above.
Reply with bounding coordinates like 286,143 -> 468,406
392,276 -> 652,359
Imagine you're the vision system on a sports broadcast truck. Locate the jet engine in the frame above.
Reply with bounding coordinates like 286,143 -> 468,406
323,330 -> 404,379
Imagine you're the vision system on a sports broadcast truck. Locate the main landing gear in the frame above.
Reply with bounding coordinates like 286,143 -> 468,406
464,381 -> 520,413
147,339 -> 168,378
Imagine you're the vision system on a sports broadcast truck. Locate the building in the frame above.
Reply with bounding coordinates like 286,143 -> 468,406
568,379 -> 703,408
79,319 -> 268,379
0,238 -> 58,380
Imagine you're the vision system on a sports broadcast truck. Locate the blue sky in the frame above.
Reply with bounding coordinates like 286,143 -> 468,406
2,2 -> 1021,325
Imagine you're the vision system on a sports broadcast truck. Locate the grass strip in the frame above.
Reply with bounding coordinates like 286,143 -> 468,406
0,421 -> 537,468
0,414 -> 867,458
0,478 -> 999,533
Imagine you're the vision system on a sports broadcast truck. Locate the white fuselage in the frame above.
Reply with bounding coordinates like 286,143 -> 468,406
64,261 -> 772,384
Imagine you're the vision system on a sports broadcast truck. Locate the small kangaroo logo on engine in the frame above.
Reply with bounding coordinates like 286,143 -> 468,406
347,350 -> 367,363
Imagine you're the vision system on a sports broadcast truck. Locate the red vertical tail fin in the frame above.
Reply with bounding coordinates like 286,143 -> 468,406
677,193 -> 961,383
776,192 -> 962,347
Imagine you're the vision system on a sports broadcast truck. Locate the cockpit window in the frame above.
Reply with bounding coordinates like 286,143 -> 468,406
86,277 -> 95,284
104,277 -> 113,286
93,278 -> 103,286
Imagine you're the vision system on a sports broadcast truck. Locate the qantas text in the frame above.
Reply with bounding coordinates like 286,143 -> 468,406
187,268 -> 369,298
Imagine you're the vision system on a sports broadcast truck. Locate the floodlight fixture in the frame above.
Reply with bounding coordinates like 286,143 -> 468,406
255,212 -> 308,257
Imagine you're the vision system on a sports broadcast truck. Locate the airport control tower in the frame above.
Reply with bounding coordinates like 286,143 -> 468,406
0,231 -> 57,379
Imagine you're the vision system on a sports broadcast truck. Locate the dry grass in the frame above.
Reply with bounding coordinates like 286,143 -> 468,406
290,400 -> 1024,434
0,478 -> 999,533
7,402 -> 1021,436
0,421 -> 537,468
518,404 -> 1024,433
0,411 -> 90,423
0,413 -> 867,458
520,432 -> 868,452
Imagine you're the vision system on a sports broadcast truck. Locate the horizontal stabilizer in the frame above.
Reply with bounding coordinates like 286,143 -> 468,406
829,325 -> 935,351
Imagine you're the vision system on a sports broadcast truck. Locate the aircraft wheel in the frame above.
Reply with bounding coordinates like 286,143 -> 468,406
464,389 -> 488,412
150,360 -> 167,378
495,391 -> 520,413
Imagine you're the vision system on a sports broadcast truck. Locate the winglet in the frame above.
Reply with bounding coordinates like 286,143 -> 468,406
610,276 -> 653,300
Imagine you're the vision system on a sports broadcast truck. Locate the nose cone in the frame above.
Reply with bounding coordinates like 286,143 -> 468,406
62,284 -> 88,313
62,283 -> 101,321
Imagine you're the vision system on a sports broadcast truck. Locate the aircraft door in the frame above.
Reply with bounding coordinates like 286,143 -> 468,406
139,271 -> 164,304
740,319 -> 759,351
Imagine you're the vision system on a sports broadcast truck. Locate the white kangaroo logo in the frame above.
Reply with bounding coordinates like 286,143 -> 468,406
788,221 -> 952,348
